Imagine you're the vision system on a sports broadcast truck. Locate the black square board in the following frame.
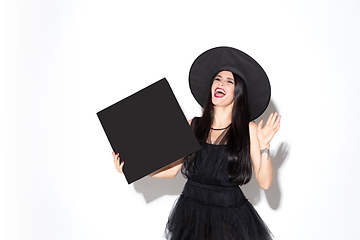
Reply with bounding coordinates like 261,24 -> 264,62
97,78 -> 201,184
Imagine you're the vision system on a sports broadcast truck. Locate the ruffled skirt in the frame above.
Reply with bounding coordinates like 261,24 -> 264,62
164,180 -> 273,240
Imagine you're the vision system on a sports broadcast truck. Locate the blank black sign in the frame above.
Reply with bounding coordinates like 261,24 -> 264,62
97,78 -> 201,184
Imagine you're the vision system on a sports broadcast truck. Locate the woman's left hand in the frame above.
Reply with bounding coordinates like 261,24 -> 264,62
257,112 -> 281,146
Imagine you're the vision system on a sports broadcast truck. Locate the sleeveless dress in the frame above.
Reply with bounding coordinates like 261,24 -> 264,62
164,118 -> 273,240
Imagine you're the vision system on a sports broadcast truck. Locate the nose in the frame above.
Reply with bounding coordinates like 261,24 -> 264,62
217,79 -> 225,85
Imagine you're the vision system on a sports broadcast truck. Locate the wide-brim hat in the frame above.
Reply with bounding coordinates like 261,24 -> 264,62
189,46 -> 271,121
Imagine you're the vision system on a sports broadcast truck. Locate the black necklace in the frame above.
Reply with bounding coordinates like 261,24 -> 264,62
210,124 -> 231,130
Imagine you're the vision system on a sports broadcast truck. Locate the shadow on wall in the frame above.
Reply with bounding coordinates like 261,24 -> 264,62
133,170 -> 186,203
242,100 -> 290,210
133,100 -> 289,208
242,142 -> 289,210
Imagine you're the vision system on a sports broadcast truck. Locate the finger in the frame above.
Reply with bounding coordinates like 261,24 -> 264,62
112,152 -> 116,164
275,123 -> 280,132
270,112 -> 278,126
274,116 -> 281,132
119,161 -> 124,173
113,153 -> 120,165
265,113 -> 274,126
115,157 -> 122,172
275,115 -> 281,125
112,152 -> 116,165
258,119 -> 263,131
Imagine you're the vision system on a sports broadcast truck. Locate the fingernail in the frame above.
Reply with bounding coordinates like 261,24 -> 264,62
121,161 -> 124,164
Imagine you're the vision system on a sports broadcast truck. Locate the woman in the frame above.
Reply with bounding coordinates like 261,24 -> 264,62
113,47 -> 280,239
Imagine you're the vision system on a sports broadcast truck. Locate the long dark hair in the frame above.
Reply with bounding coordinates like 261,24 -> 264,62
182,72 -> 252,185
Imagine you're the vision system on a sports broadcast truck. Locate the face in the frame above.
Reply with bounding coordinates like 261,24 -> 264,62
211,71 -> 235,107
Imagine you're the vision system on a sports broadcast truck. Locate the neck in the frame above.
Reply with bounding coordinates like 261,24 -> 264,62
212,104 -> 233,128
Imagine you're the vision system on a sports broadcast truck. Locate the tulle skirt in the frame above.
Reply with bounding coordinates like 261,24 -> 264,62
164,180 -> 273,240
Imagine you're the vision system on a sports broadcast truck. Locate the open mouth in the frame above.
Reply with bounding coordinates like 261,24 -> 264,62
214,87 -> 226,98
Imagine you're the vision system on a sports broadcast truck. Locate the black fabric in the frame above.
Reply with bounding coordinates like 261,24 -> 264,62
164,118 -> 273,240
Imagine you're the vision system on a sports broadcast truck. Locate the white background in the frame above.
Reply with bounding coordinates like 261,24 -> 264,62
2,0 -> 360,239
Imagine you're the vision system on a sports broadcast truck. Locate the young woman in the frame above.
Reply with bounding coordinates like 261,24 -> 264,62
113,47 -> 280,240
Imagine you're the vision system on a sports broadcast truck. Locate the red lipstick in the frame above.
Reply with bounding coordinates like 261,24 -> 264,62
214,87 -> 226,98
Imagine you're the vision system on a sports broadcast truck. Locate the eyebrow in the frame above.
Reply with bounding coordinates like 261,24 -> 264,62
215,75 -> 234,81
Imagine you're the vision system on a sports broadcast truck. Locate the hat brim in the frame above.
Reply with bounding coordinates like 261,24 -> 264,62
189,46 -> 271,121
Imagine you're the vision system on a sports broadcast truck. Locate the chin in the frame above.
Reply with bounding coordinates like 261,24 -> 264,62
212,99 -> 233,108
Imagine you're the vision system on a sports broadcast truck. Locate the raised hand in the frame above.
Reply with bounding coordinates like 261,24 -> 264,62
257,112 -> 281,147
112,152 -> 124,173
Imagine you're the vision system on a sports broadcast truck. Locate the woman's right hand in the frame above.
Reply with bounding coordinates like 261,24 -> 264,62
112,152 -> 124,173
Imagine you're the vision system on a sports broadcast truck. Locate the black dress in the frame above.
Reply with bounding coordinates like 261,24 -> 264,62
164,118 -> 273,240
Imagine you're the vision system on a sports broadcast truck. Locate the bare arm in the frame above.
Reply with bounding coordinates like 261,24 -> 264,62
148,158 -> 184,178
249,113 -> 281,190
